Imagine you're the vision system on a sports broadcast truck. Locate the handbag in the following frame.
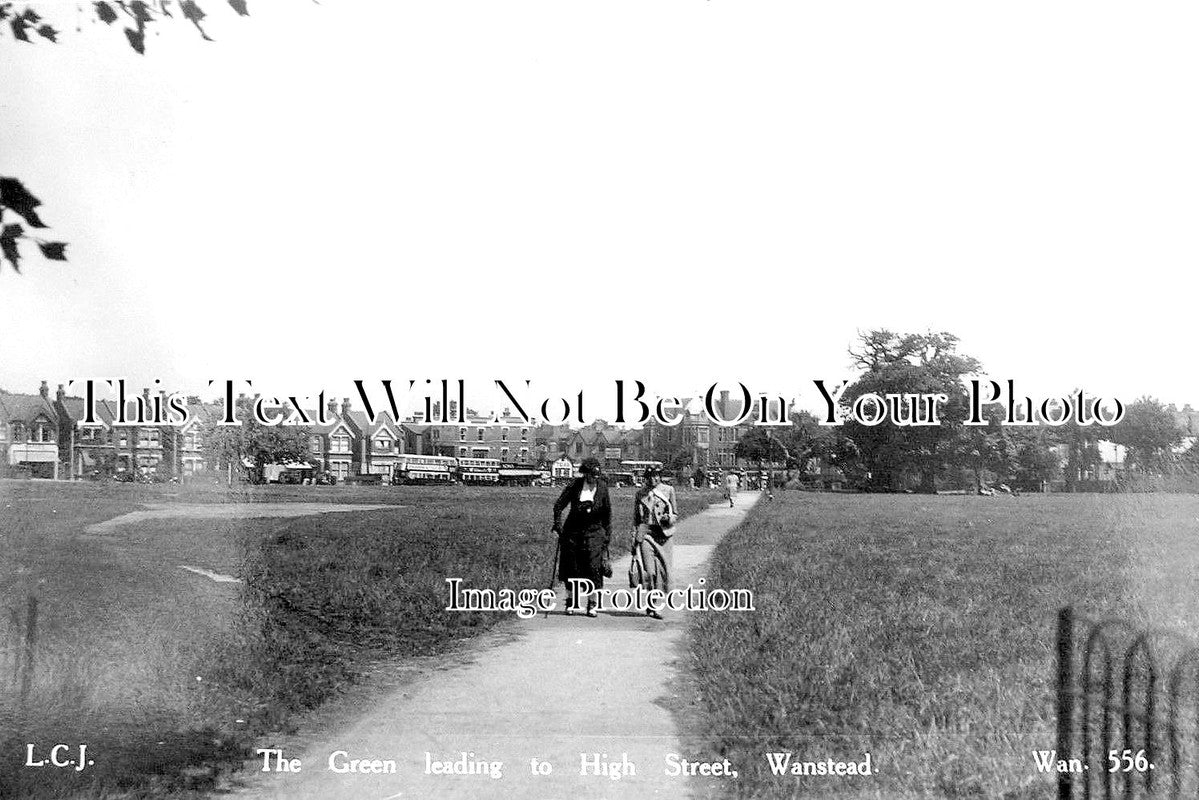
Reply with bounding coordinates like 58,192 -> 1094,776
601,545 -> 613,578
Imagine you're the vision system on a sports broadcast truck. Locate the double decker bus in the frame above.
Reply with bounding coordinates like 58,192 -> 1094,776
393,454 -> 456,484
456,457 -> 501,484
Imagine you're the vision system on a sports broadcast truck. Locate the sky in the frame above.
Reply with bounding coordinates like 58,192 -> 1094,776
2,0 -> 1197,418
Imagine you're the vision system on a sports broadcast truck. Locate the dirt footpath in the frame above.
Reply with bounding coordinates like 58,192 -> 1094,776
228,492 -> 761,800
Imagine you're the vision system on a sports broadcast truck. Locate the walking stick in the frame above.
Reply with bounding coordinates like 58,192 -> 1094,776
547,536 -> 561,590
545,535 -> 561,617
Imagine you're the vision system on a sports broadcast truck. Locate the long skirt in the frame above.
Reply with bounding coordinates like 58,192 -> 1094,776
630,526 -> 671,594
559,525 -> 606,590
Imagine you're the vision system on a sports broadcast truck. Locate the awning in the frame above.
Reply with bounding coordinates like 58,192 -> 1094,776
8,443 -> 58,464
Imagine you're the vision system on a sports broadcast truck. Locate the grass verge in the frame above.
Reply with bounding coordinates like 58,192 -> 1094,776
0,480 -> 717,798
686,491 -> 1199,799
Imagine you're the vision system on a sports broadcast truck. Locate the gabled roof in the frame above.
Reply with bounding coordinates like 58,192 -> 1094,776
0,391 -> 59,424
180,401 -> 222,430
348,410 -> 401,438
60,395 -> 115,427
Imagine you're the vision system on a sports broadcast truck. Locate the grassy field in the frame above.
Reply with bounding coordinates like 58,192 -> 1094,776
0,479 -> 717,799
687,491 -> 1199,799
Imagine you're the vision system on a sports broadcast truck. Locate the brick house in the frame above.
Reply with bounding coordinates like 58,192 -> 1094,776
427,410 -> 536,464
642,391 -> 756,469
563,420 -> 644,471
347,408 -> 405,481
306,399 -> 358,481
0,382 -> 66,478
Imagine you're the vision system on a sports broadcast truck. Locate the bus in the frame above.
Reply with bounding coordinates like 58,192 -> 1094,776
393,454 -> 456,484
456,457 -> 501,484
620,460 -> 664,482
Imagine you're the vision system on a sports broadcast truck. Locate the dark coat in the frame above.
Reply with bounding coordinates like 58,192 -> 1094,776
552,478 -> 612,588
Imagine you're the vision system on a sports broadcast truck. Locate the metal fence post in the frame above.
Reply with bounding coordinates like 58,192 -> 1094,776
1057,606 -> 1075,800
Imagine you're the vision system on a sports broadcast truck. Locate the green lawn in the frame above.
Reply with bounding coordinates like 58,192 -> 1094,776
687,491 -> 1199,799
0,479 -> 717,799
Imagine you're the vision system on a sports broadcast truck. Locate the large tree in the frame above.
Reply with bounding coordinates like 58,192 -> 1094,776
945,403 -> 1015,494
841,330 -> 982,493
1111,396 -> 1184,475
734,410 -> 834,473
1008,427 -> 1061,490
201,395 -> 312,482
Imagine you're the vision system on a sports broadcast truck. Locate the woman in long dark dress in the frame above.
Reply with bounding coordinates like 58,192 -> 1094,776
552,457 -> 611,617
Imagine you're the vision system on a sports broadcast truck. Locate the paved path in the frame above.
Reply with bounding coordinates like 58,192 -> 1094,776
83,502 -> 395,535
230,492 -> 760,800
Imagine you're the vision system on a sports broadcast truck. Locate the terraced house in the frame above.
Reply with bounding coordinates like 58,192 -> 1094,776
427,409 -> 537,463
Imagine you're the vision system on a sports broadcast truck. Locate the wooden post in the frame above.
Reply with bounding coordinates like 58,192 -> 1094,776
1056,606 -> 1074,800
19,596 -> 38,707
9,606 -> 19,689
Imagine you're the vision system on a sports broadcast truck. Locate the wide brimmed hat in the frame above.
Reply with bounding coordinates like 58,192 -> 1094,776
579,457 -> 602,475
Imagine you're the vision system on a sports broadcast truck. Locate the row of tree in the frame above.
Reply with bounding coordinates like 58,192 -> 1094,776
724,331 -> 1195,494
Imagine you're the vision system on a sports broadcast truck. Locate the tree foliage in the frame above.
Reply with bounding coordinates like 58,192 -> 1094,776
946,402 -> 1015,493
0,177 -> 68,275
201,394 -> 312,476
1,0 -> 253,54
842,330 -> 982,492
734,410 -> 834,472
1111,396 -> 1184,475
3,1 -> 267,276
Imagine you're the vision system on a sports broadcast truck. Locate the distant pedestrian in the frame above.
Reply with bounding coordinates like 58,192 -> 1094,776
724,472 -> 738,507
551,457 -> 611,617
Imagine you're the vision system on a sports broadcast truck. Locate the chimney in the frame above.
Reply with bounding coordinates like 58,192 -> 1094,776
327,398 -> 338,417
720,390 -> 730,419
56,384 -> 66,405
39,380 -> 49,399
341,397 -> 351,418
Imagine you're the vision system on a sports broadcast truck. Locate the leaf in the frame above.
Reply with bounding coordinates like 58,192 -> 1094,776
35,23 -> 57,41
0,177 -> 48,228
124,24 -> 144,52
38,242 -> 68,260
9,15 -> 28,40
227,0 -> 247,15
21,6 -> 38,22
0,224 -> 23,273
94,1 -> 118,24
128,0 -> 152,24
179,0 -> 212,39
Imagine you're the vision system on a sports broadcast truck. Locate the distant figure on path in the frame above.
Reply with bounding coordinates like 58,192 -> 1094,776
630,466 -> 677,619
552,457 -> 611,617
724,472 -> 739,507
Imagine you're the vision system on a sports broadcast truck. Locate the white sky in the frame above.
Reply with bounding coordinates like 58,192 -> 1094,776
2,0 -> 1197,418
